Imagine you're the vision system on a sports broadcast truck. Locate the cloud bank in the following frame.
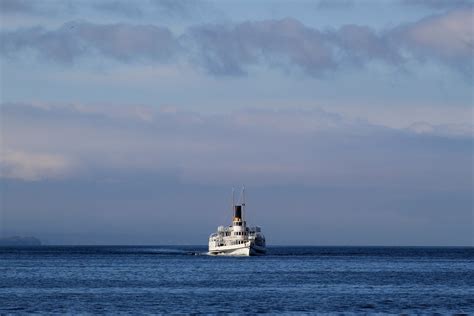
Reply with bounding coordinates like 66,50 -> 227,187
1,8 -> 472,76
1,102 -> 471,192
2,102 -> 471,245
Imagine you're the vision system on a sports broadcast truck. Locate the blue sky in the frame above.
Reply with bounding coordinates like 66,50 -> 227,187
0,0 -> 472,245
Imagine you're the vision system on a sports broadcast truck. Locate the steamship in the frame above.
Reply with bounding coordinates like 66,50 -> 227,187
208,187 -> 266,256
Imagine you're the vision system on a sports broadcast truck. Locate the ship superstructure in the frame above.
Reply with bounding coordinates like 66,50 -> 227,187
208,187 -> 266,256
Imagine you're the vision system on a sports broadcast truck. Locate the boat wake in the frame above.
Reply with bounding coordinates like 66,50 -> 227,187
118,247 -> 205,256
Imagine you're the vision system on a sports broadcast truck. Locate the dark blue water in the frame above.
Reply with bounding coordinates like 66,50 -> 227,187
1,246 -> 473,314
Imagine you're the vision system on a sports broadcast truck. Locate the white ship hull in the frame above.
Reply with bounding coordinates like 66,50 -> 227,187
209,241 -> 266,256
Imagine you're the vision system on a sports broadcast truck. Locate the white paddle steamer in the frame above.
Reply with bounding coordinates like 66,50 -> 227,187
208,187 -> 266,256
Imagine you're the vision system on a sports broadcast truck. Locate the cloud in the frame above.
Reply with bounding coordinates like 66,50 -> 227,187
186,9 -> 473,76
393,8 -> 474,75
0,21 -> 180,63
0,149 -> 75,181
329,24 -> 402,65
187,18 -> 336,76
1,8 -> 472,76
1,102 -> 471,192
406,121 -> 473,137
2,102 -> 471,245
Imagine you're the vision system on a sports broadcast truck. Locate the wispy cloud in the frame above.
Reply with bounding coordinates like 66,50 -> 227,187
0,148 -> 75,181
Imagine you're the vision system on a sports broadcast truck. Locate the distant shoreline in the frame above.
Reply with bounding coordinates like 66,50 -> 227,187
0,236 -> 42,246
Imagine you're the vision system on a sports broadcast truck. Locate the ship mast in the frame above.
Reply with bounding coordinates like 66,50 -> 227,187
242,185 -> 245,223
232,187 -> 235,219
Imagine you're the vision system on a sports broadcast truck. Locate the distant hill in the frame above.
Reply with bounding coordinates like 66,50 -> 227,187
0,236 -> 42,246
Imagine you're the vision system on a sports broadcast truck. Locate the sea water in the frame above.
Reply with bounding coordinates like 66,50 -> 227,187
0,246 -> 473,314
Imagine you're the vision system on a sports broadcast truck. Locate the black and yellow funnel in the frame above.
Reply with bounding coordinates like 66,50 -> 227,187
233,205 -> 242,221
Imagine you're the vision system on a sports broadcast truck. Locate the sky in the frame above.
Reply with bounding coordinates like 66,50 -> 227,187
0,0 -> 473,246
